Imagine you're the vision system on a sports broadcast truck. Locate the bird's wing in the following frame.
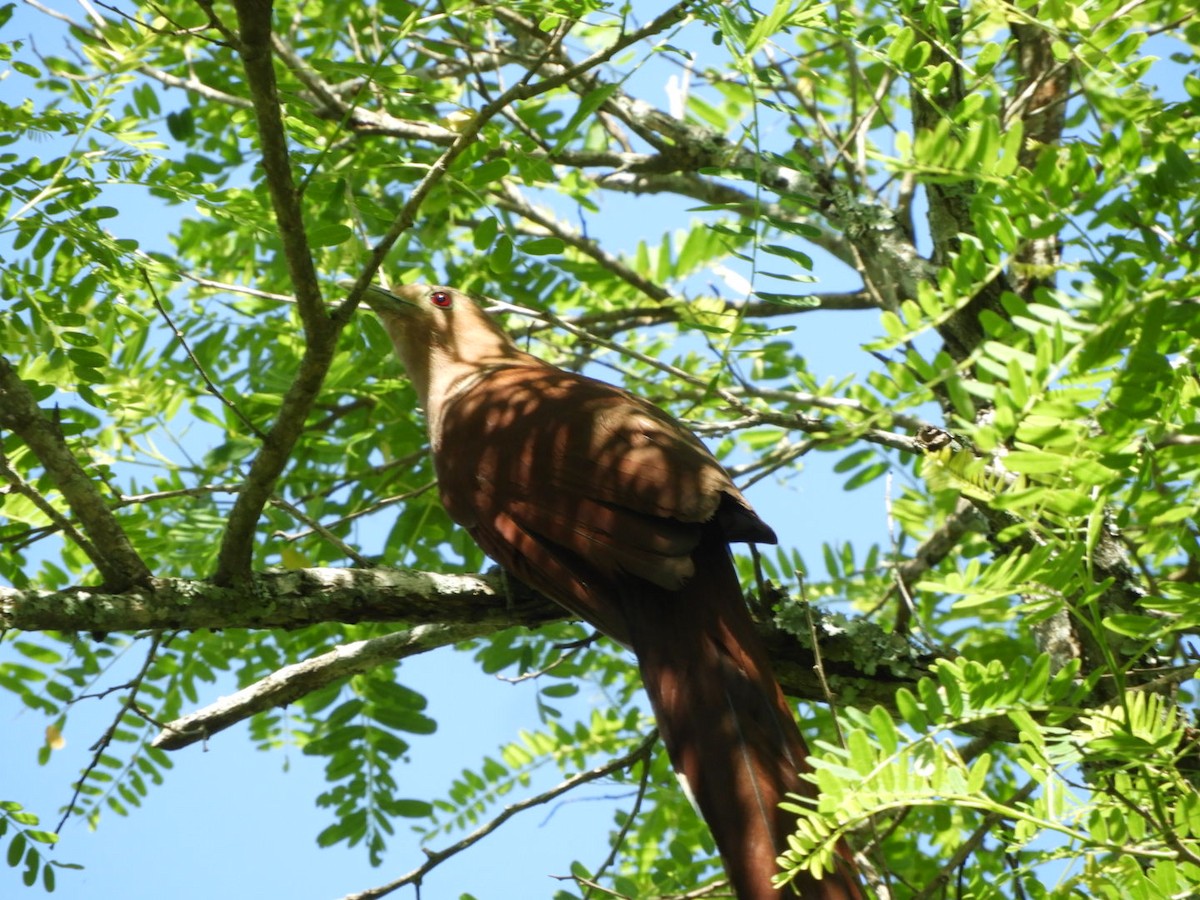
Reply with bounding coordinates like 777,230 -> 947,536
434,364 -> 771,591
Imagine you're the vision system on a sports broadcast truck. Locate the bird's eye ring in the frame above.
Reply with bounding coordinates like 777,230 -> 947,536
430,291 -> 453,309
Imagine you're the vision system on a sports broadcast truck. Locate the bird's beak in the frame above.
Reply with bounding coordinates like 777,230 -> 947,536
338,280 -> 412,316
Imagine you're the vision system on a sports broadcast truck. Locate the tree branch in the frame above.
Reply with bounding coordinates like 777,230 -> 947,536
904,2 -> 1008,359
213,0 -> 340,585
152,622 -> 485,750
0,567 -> 559,634
1,564 -> 923,719
0,356 -> 151,590
1008,15 -> 1071,298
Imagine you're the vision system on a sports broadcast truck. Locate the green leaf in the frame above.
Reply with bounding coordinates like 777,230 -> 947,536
760,243 -> 813,270
894,688 -> 926,731
377,708 -> 437,735
869,705 -> 899,756
14,642 -> 62,665
7,831 -> 25,867
59,331 -> 99,347
391,799 -> 433,818
488,234 -> 513,273
551,84 -> 619,154
966,752 -> 991,793
975,41 -> 1002,76
753,291 -> 820,307
316,821 -> 347,848
473,216 -> 498,250
166,108 -> 195,141
888,26 -> 915,66
844,461 -> 888,490
66,348 -> 107,368
308,223 -> 353,247
22,847 -> 37,886
466,158 -> 510,186
520,237 -> 564,256
1102,614 -> 1161,639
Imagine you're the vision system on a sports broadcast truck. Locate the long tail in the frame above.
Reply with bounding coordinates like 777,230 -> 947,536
622,531 -> 862,900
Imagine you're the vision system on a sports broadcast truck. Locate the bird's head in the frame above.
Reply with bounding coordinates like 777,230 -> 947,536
356,283 -> 470,339
348,281 -> 524,407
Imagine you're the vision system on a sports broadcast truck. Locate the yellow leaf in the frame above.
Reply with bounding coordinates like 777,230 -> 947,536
45,724 -> 66,751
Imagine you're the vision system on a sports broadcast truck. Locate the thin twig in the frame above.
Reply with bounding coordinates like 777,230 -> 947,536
492,298 -> 922,455
908,780 -> 1039,900
339,730 -> 660,900
145,270 -> 266,440
495,638 -> 592,684
56,633 -> 165,832
496,183 -> 671,303
180,273 -> 296,303
267,494 -> 372,567
583,738 -> 656,898
796,573 -> 846,750
117,483 -> 243,506
866,497 -> 982,623
276,480 -> 437,543
92,0 -> 216,39
290,450 -> 425,504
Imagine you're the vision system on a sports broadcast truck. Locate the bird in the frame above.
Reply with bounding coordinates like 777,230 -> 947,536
358,282 -> 863,900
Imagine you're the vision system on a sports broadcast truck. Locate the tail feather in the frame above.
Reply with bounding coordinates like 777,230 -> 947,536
621,532 -> 862,900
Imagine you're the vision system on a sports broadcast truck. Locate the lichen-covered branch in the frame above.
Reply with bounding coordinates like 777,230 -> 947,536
0,564 -> 921,718
0,567 -> 559,634
152,622 -> 488,750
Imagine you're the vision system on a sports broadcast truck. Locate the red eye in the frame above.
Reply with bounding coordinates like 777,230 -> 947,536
430,291 -> 453,309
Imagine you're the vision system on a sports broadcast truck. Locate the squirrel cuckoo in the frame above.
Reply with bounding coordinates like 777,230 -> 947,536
360,283 -> 862,900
